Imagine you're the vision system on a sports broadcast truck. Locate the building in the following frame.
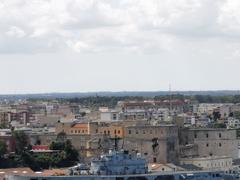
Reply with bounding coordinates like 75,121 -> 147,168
33,114 -> 62,127
4,111 -> 34,126
151,108 -> 169,121
0,168 -> 34,180
179,128 -> 239,159
56,121 -> 124,138
100,110 -> 120,122
0,129 -> 15,153
180,156 -> 232,171
123,125 -> 179,164
55,121 -> 98,135
227,117 -> 240,129
120,109 -> 148,121
118,100 -> 185,113
97,124 -> 124,138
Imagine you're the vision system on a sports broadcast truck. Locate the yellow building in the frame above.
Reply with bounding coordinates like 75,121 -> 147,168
55,122 -> 98,135
69,123 -> 89,134
56,121 -> 124,138
97,125 -> 124,138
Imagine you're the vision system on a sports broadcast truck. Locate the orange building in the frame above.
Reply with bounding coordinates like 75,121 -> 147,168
97,125 -> 124,138
69,123 -> 89,134
55,121 -> 124,138
55,122 -> 98,135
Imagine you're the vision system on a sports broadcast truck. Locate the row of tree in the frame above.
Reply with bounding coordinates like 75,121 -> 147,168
53,95 -> 240,108
0,131 -> 79,171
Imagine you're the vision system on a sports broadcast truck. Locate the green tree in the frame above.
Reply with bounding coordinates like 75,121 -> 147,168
234,111 -> 240,120
49,139 -> 79,167
0,141 -> 7,158
213,111 -> 221,121
64,140 -> 79,162
13,131 -> 29,155
56,132 -> 67,143
0,123 -> 7,129
49,141 -> 65,151
212,123 -> 226,128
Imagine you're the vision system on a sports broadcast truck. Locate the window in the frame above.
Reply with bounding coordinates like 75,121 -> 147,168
113,113 -> 117,120
150,130 -> 152,134
78,130 -> 80,133
143,130 -> 145,134
96,129 -> 98,133
136,130 -> 139,134
219,133 -> 222,138
114,129 -> 117,134
206,133 -> 209,138
118,130 -> 121,134
108,130 -> 110,135
206,143 -> 209,147
219,143 -> 222,147
75,130 -> 77,133
128,130 -> 131,134
104,130 -> 106,134
194,133 -> 197,138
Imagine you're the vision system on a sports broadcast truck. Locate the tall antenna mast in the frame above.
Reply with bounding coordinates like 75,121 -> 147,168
169,84 -> 172,115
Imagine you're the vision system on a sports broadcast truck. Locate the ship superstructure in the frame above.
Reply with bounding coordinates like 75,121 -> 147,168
89,149 -> 147,175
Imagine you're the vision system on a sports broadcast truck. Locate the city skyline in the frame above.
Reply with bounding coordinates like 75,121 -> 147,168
1,0 -> 240,94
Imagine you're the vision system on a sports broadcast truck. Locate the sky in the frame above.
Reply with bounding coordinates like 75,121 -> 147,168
1,0 -> 240,94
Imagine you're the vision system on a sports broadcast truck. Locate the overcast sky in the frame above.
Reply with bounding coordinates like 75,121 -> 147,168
1,0 -> 240,94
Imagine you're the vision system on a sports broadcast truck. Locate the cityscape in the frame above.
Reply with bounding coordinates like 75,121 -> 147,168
1,94 -> 240,179
1,0 -> 240,180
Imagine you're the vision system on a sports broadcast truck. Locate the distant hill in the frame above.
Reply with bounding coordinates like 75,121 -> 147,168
1,90 -> 240,100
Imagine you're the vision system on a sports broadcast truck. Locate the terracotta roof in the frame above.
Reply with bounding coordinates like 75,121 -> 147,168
72,124 -> 88,128
0,168 -> 34,180
32,145 -> 49,151
41,169 -> 67,176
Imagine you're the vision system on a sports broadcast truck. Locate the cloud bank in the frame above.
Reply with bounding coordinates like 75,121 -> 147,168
1,0 -> 240,54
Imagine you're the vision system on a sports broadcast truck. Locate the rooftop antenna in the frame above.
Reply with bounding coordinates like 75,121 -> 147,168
169,84 -> 172,115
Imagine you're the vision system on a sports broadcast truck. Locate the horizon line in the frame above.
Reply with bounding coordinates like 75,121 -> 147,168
1,90 -> 240,96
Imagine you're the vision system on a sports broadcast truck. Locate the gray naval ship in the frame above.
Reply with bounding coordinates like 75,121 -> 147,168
5,149 -> 233,180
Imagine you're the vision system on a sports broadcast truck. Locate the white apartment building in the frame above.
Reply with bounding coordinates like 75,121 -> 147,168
227,117 -> 240,129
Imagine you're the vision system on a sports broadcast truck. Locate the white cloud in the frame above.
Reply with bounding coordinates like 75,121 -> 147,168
6,26 -> 25,38
0,0 -> 240,54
